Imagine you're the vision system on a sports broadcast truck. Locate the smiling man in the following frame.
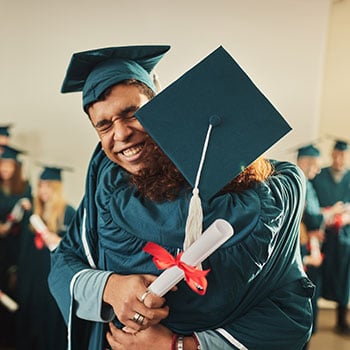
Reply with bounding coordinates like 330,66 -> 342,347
49,45 -> 313,350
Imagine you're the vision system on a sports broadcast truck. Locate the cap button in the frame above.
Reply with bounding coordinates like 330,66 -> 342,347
209,115 -> 222,127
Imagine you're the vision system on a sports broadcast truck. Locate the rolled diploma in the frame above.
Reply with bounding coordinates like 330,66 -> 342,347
30,214 -> 48,233
8,200 -> 24,223
148,219 -> 234,296
0,290 -> 19,312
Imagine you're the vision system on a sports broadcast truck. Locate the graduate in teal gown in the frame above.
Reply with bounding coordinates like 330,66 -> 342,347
312,140 -> 350,335
0,145 -> 32,347
48,45 -> 314,350
296,144 -> 341,349
17,166 -> 76,350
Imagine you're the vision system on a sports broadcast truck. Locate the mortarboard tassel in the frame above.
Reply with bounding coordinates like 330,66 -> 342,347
184,116 -> 221,252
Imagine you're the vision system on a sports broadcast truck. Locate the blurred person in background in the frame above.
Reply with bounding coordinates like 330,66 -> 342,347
0,145 -> 31,347
312,140 -> 350,335
297,144 -> 345,349
17,166 -> 76,350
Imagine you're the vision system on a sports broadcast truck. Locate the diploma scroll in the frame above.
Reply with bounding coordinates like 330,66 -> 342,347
148,219 -> 234,296
7,198 -> 28,224
30,214 -> 48,233
0,290 -> 19,312
30,214 -> 59,251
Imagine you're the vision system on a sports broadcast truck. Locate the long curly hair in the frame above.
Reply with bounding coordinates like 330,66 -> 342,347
130,138 -> 273,202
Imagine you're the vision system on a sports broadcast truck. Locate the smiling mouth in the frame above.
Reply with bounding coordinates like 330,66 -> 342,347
121,142 -> 145,158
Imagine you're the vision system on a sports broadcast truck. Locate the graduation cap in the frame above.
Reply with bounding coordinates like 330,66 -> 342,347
135,45 -> 291,249
0,145 -> 25,161
323,134 -> 349,151
0,125 -> 12,137
39,165 -> 73,181
334,140 -> 348,151
297,144 -> 320,158
61,45 -> 171,110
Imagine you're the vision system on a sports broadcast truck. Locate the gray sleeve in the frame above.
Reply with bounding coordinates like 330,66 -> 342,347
72,269 -> 115,322
195,330 -> 238,350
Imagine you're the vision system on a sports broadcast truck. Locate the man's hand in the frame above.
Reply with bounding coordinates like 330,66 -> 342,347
103,274 -> 169,332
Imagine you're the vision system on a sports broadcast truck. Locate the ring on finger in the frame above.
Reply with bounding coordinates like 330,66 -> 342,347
140,289 -> 152,304
132,312 -> 145,325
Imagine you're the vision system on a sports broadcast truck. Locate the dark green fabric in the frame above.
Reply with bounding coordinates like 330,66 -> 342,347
312,167 -> 350,304
0,183 -> 32,347
302,181 -> 323,231
297,145 -> 320,158
60,45 -> 170,109
135,46 -> 291,200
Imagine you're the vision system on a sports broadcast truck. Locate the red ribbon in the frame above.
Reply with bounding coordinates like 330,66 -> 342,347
34,231 -> 44,250
143,242 -> 210,295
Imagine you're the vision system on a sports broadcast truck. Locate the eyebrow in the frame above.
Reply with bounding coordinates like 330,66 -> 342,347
93,104 -> 140,129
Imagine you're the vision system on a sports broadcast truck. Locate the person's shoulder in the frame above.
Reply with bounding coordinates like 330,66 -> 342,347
268,159 -> 305,188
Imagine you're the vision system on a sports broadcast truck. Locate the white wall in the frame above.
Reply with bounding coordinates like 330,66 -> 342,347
0,0 -> 331,206
318,0 -> 350,166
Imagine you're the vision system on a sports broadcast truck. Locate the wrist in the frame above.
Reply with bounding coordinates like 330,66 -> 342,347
102,273 -> 121,304
171,333 -> 201,350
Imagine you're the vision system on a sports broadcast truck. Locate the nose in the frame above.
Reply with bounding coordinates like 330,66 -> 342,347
113,119 -> 133,142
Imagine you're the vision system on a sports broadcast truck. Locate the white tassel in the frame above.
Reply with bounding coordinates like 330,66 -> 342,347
183,188 -> 203,250
183,123 -> 214,253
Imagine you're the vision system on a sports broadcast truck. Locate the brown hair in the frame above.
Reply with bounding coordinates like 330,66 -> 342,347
34,181 -> 67,233
85,79 -> 155,115
0,160 -> 28,195
131,138 -> 273,202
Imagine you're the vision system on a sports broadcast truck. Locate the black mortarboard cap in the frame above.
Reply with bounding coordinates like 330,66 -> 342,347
39,165 -> 73,181
135,46 -> 291,201
0,145 -> 25,161
61,45 -> 170,110
0,125 -> 12,137
297,144 -> 320,158
334,140 -> 348,151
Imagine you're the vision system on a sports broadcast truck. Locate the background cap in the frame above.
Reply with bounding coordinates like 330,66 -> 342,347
39,165 -> 73,181
334,139 -> 348,151
0,125 -> 12,137
297,144 -> 320,158
0,145 -> 25,161
135,46 -> 291,200
61,45 -> 170,109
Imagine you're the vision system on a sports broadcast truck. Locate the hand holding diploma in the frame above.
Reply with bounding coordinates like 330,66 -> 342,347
30,214 -> 60,251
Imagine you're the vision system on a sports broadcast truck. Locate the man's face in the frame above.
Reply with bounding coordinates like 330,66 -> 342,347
297,156 -> 320,180
331,149 -> 347,172
88,84 -> 150,174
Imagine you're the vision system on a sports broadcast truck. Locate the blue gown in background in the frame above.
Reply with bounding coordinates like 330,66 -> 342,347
16,204 -> 76,350
0,182 -> 32,347
49,144 -> 314,350
301,180 -> 324,334
312,167 -> 350,305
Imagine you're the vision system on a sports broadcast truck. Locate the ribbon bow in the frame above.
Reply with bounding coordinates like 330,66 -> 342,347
34,231 -> 45,250
143,242 -> 210,295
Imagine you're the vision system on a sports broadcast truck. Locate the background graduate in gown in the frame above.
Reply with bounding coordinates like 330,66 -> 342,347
17,165 -> 76,350
0,145 -> 31,347
312,139 -> 350,335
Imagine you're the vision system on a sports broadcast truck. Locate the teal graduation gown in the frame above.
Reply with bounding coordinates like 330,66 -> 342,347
0,182 -> 31,347
17,204 -> 76,350
49,144 -> 314,350
312,167 -> 350,305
